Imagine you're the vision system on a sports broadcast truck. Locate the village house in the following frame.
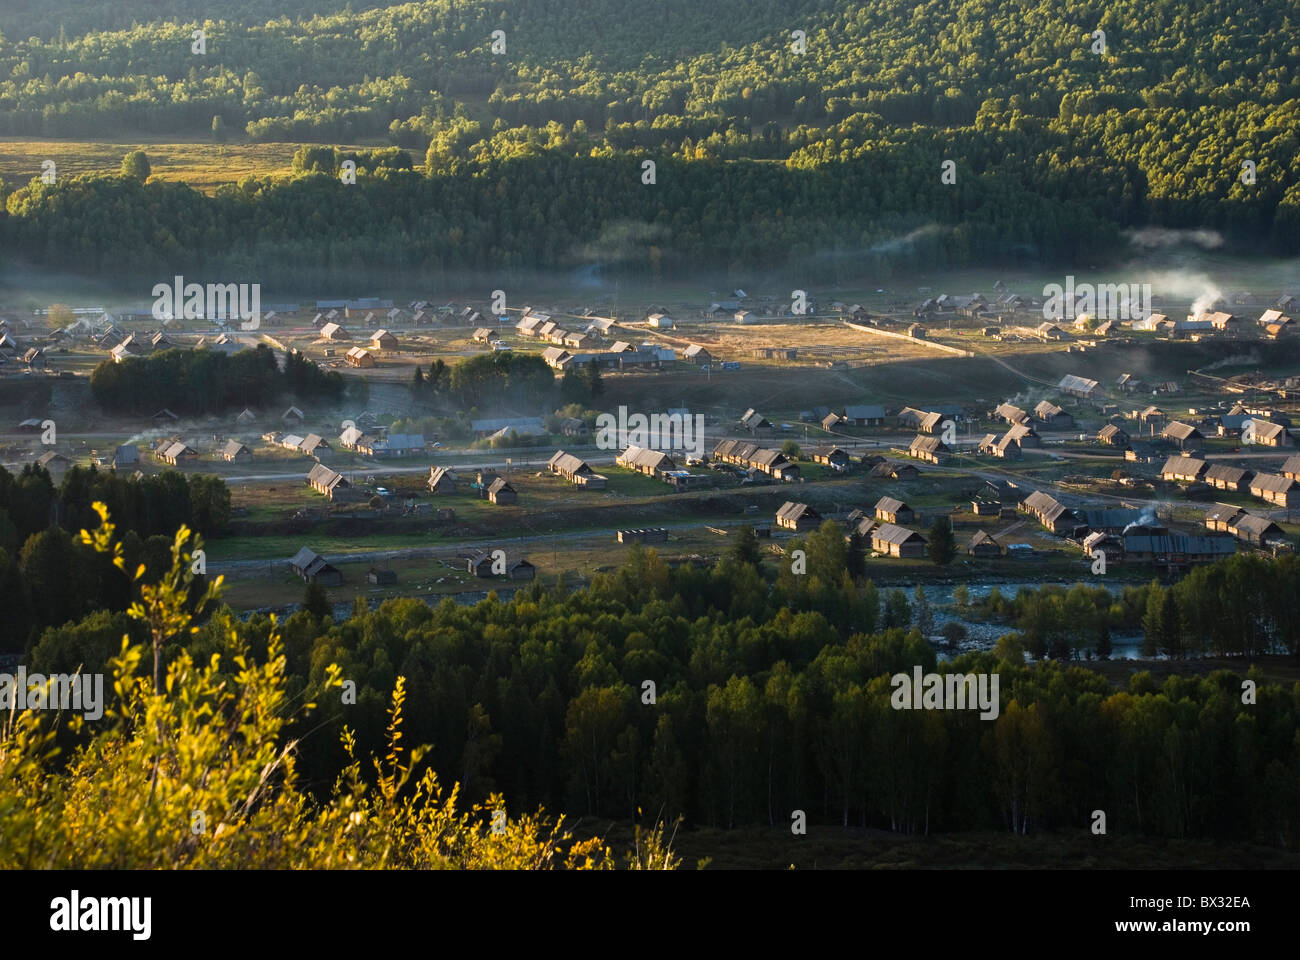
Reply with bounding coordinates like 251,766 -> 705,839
1161,421 -> 1204,452
345,346 -> 375,368
842,404 -> 886,426
220,440 -> 252,463
473,327 -> 500,343
290,547 -> 343,586
808,445 -> 850,470
299,434 -> 329,457
283,406 -> 305,426
743,405 -> 769,431
871,523 -> 928,558
357,434 -> 424,458
874,496 -> 914,524
1161,455 -> 1208,483
967,530 -> 1002,558
1227,512 -> 1286,547
487,477 -> 517,504
1248,419 -> 1290,447
1033,401 -> 1073,429
871,460 -> 919,481
1004,422 -> 1040,448
1203,464 -> 1254,492
979,432 -> 1022,459
1281,455 -> 1300,481
1098,424 -> 1130,446
508,559 -> 537,581
1121,533 -> 1235,567
712,439 -> 800,480
1021,490 -> 1075,534
1204,503 -> 1244,533
1137,406 -> 1166,431
617,528 -> 670,544
1058,374 -> 1101,399
821,413 -> 845,431
683,344 -> 712,363
617,445 -> 677,478
548,451 -> 608,488
917,411 -> 947,434
427,466 -> 456,494
36,451 -> 69,477
368,568 -> 398,586
908,435 -> 948,464
370,330 -> 398,350
319,322 -> 350,341
157,441 -> 198,466
776,501 -> 822,532
1250,473 -> 1300,508
307,463 -> 353,500
112,445 -> 140,471
992,403 -> 1030,425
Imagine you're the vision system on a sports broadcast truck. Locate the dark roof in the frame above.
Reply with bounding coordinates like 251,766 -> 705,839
872,522 -> 926,546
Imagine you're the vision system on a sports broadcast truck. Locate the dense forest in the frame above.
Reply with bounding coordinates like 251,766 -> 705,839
26,520 -> 1300,846
90,344 -> 347,414
0,463 -> 227,652
0,0 -> 1296,283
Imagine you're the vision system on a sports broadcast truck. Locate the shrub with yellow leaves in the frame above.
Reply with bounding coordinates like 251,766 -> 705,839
0,503 -> 681,871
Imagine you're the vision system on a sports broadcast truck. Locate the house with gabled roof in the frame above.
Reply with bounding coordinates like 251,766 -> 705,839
617,445 -> 677,478
809,445 -> 850,470
1162,421 -> 1203,452
908,435 -> 948,464
776,501 -> 822,532
427,466 -> 456,494
112,445 -> 140,471
220,440 -> 252,462
1203,464 -> 1253,492
487,477 -> 517,504
874,496 -> 914,524
1228,512 -> 1286,547
993,403 -> 1029,425
290,547 -> 342,586
548,450 -> 607,487
1098,424 -> 1129,446
871,523 -> 928,558
157,441 -> 198,465
1246,419 -> 1289,447
1250,472 -> 1300,508
1058,374 -> 1101,399
1033,401 -> 1073,428
842,404 -> 885,426
307,463 -> 353,500
967,530 -> 1002,558
1161,455 -> 1208,483
740,408 -> 773,434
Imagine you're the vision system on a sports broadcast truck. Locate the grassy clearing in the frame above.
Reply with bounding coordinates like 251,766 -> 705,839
0,139 -> 368,194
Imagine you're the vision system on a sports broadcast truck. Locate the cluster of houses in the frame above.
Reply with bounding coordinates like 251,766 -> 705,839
426,465 -> 517,503
1160,453 -> 1300,509
1017,489 -> 1244,567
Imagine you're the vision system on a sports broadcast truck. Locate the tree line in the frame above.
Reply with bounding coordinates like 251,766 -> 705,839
90,344 -> 345,415
0,463 -> 227,652
29,529 -> 1300,847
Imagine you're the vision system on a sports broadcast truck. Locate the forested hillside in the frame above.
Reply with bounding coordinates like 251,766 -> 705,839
1,0 -> 1297,279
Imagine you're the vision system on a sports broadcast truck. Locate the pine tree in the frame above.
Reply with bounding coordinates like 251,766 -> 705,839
1096,621 -> 1112,660
303,579 -> 331,621
728,524 -> 763,567
913,584 -> 934,637
927,516 -> 956,565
